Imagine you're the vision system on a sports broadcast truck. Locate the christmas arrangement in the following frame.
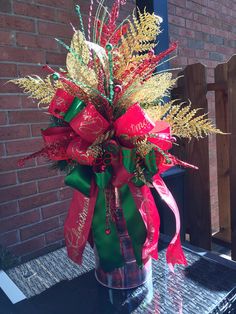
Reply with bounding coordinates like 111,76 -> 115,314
11,0 -> 221,288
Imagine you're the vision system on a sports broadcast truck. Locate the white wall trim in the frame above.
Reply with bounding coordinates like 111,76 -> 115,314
0,270 -> 26,304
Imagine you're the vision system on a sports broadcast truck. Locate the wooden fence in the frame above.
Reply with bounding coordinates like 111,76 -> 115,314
172,55 -> 236,261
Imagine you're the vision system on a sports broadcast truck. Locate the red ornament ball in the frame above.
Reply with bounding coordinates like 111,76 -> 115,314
105,228 -> 111,235
114,85 -> 122,93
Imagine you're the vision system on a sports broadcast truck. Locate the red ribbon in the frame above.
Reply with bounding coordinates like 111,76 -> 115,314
69,102 -> 110,143
128,183 -> 160,262
152,174 -> 187,271
64,180 -> 98,264
48,89 -> 74,119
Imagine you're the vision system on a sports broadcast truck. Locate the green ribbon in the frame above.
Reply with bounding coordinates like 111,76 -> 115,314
64,97 -> 86,122
94,167 -> 112,189
145,149 -> 158,175
65,165 -> 93,197
92,189 -> 124,272
122,148 -> 136,173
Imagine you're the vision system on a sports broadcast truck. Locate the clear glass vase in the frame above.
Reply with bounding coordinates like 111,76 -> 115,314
95,249 -> 152,289
94,194 -> 152,289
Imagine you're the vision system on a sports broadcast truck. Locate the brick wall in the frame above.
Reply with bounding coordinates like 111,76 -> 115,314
0,0 -> 235,262
0,0 -> 135,263
167,0 -> 236,233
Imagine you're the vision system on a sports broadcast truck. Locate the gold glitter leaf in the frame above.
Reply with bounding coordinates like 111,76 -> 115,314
115,9 -> 161,79
9,75 -> 60,105
66,31 -> 98,89
119,73 -> 176,108
146,102 -> 223,139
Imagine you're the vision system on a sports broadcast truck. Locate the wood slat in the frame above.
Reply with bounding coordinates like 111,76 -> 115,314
227,56 -> 236,260
214,63 -> 231,243
181,63 -> 212,250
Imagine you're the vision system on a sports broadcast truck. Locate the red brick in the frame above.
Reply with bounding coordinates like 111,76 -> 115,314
59,187 -> 73,200
0,209 -> 40,233
18,165 -> 58,183
193,13 -> 209,25
45,227 -> 64,244
0,156 -> 35,172
0,95 -> 20,110
0,14 -> 35,32
186,20 -> 202,32
38,175 -> 64,192
167,3 -> 176,15
13,2 -> 57,21
0,0 -> 12,13
204,42 -> 217,51
0,172 -> 17,187
17,65 -> 45,78
0,231 -> 19,247
0,182 -> 37,203
38,21 -> 73,37
0,79 -> 21,93
178,47 -> 195,58
31,123 -> 49,137
169,14 -> 186,27
202,6 -> 217,19
20,217 -> 60,240
41,199 -> 69,219
0,112 -> 7,125
201,24 -> 216,35
21,96 -> 40,109
36,0 -> 73,9
6,138 -> 43,155
0,64 -> 17,78
176,7 -> 193,20
56,9 -> 78,25
46,52 -> 66,65
9,235 -> 45,257
0,143 -> 5,157
0,125 -> 30,141
0,30 -> 14,45
59,213 -> 67,225
0,201 -> 18,219
19,191 -> 58,211
16,33 -> 58,51
195,49 -> 210,59
186,1 -> 203,14
168,0 -> 186,8
178,27 -> 195,38
8,110 -> 49,124
0,47 -> 45,64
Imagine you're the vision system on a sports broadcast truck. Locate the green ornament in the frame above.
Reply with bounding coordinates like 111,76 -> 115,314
106,43 -> 113,51
52,72 -> 60,80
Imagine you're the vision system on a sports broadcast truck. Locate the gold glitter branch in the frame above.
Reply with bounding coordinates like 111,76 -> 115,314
115,9 -> 161,78
119,73 -> 176,108
9,75 -> 61,105
146,102 -> 223,140
66,30 -> 98,89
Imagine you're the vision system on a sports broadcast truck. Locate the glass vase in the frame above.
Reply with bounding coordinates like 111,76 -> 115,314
94,195 -> 152,289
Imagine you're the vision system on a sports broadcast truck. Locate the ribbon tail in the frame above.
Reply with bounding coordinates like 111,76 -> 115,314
128,183 -> 160,262
152,174 -> 187,271
64,180 -> 98,264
